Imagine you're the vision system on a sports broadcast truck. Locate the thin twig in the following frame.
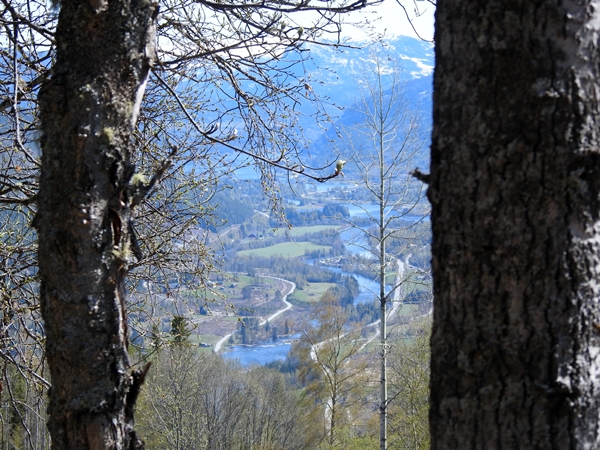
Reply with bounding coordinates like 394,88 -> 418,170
153,71 -> 339,182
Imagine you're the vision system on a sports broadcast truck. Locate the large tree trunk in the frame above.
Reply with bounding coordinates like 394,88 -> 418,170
37,1 -> 157,448
429,1 -> 600,448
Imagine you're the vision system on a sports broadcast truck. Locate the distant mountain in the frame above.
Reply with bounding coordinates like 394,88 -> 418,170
297,35 -> 433,172
299,36 -> 432,106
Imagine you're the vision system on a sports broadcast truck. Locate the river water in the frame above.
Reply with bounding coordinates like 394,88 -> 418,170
222,201 -> 424,367
222,234 -> 381,367
223,335 -> 300,366
222,267 -> 382,367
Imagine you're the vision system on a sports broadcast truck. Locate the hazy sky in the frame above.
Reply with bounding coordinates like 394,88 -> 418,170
342,0 -> 435,42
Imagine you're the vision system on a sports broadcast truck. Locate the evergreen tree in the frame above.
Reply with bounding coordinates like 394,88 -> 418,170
284,320 -> 290,335
170,316 -> 191,345
240,325 -> 248,345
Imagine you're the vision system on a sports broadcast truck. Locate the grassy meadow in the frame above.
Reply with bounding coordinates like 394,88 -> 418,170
237,241 -> 331,258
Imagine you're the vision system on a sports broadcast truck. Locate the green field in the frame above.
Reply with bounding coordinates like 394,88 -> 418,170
236,274 -> 255,285
180,288 -> 221,301
395,303 -> 420,316
401,270 -> 431,295
273,225 -> 341,237
196,334 -> 221,345
292,282 -> 338,303
237,242 -> 331,258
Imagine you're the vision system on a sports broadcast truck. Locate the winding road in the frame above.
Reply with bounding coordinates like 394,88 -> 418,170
357,257 -> 408,351
310,256 -> 410,367
310,255 -> 414,433
213,275 -> 295,352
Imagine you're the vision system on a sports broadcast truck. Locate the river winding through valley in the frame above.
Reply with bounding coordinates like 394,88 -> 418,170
220,206 -> 425,366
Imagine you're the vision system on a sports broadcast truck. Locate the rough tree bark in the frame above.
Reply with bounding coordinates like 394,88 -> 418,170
37,1 -> 157,448
429,1 -> 600,448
